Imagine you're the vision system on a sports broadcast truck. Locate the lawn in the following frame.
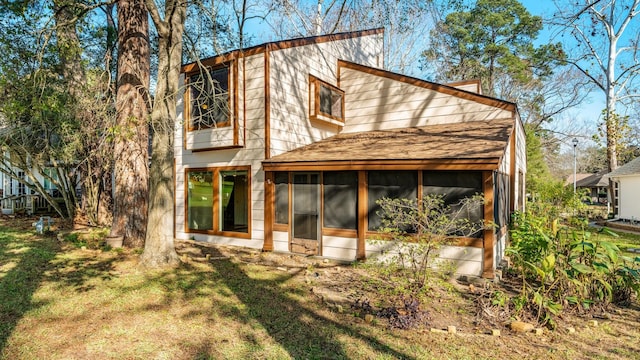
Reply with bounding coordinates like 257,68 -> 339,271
1,216 -> 639,359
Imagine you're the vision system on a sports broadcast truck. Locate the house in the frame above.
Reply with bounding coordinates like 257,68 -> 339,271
0,159 -> 61,215
175,29 -> 527,278
606,157 -> 640,221
566,171 -> 609,204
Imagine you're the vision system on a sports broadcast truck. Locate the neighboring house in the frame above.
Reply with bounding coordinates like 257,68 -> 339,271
175,29 -> 527,278
606,157 -> 640,221
0,160 -> 61,215
566,171 -> 609,204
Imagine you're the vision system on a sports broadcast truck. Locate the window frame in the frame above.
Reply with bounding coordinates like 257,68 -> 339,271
186,64 -> 232,132
309,75 -> 345,126
185,166 -> 251,238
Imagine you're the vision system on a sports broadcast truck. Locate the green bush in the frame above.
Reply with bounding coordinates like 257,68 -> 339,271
507,211 -> 640,327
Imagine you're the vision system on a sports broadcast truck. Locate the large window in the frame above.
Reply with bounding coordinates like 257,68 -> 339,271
187,170 -> 214,231
220,170 -> 249,233
186,167 -> 249,235
323,171 -> 357,230
424,171 -> 483,238
367,171 -> 418,231
188,66 -> 230,130
309,76 -> 344,125
16,171 -> 26,195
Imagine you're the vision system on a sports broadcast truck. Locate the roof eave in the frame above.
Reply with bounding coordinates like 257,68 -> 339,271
262,158 -> 501,172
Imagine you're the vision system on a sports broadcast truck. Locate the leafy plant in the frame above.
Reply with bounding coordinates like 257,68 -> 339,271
371,194 -> 486,294
505,211 -> 640,327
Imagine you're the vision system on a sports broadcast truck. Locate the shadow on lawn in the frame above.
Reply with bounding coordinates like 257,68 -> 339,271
195,246 -> 415,360
0,228 -> 58,353
0,225 -> 119,355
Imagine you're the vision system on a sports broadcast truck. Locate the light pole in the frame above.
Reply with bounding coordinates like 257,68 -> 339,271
573,138 -> 579,193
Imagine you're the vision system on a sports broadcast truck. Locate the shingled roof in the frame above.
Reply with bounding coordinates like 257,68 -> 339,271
263,119 -> 514,169
607,157 -> 640,178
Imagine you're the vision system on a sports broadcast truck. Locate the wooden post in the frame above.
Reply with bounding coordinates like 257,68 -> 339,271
263,171 -> 274,251
357,170 -> 367,260
483,171 -> 495,278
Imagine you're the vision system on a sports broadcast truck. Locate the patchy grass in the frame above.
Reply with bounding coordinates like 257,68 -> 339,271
593,227 -> 640,257
0,216 -> 639,359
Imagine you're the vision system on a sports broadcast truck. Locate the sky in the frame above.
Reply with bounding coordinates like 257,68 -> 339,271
236,0 -> 633,152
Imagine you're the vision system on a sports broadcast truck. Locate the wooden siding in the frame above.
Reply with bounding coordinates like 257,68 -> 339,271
339,66 -> 513,132
268,32 -> 383,157
446,79 -> 482,94
618,176 -> 640,220
365,241 -> 484,276
323,236 -> 358,259
175,53 -> 267,249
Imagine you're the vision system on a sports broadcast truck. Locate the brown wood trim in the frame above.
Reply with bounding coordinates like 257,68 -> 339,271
268,28 -> 384,52
453,237 -> 484,248
309,117 -> 342,131
364,231 -> 482,248
509,128 -> 516,213
357,170 -> 367,260
273,223 -> 288,232
482,171 -> 495,278
264,48 -> 271,159
264,160 -> 500,172
218,231 -> 252,239
263,171 -> 274,251
337,60 -> 516,112
182,28 -> 384,73
308,75 -> 345,123
191,145 -> 244,153
322,228 -> 357,238
417,170 -> 423,199
184,166 -> 252,238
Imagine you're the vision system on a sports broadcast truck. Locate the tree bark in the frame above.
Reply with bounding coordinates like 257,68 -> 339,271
140,0 -> 185,267
111,0 -> 151,247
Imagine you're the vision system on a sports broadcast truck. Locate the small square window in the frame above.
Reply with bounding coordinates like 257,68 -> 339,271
188,66 -> 230,130
309,75 -> 344,126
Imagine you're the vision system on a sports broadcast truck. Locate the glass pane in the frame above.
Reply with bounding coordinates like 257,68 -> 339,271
319,84 -> 343,118
220,170 -> 249,233
367,171 -> 417,231
424,171 -> 483,238
323,171 -> 357,229
494,172 -> 509,231
293,174 -> 319,240
275,172 -> 289,224
190,67 -> 230,130
187,171 -> 213,230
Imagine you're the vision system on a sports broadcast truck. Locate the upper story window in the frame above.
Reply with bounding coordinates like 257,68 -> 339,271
188,66 -> 230,131
309,75 -> 344,126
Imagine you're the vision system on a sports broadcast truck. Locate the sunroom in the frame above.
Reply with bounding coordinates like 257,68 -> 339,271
261,119 -> 518,278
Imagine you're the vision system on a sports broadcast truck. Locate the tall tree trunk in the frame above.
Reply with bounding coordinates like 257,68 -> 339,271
111,0 -> 151,247
53,0 -> 86,220
140,0 -> 185,267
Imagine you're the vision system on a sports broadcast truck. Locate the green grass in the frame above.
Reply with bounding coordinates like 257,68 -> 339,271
591,226 -> 640,257
0,220 -> 638,359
